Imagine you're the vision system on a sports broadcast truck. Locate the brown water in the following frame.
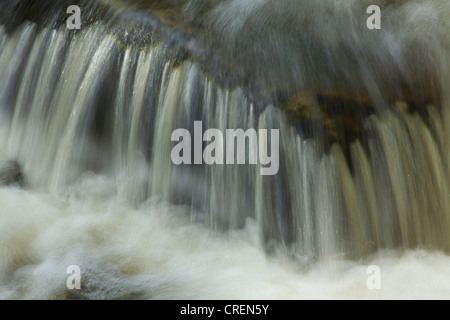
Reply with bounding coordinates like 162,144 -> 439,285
0,0 -> 449,299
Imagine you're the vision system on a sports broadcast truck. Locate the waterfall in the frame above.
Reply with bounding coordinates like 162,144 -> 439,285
0,0 -> 449,299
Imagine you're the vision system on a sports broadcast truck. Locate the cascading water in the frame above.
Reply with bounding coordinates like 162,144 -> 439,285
0,0 -> 449,299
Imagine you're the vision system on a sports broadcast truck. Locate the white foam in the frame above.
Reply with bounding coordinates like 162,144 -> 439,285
0,176 -> 449,299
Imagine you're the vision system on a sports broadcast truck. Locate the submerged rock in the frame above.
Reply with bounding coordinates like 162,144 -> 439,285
0,160 -> 24,187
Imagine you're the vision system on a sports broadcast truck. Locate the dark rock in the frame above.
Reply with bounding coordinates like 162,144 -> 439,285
0,160 -> 24,187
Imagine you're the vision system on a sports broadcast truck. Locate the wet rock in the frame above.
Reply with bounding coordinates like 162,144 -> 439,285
0,160 -> 24,187
2,0 -> 442,156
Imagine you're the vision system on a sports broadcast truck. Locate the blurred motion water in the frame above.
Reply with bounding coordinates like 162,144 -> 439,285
0,0 -> 449,299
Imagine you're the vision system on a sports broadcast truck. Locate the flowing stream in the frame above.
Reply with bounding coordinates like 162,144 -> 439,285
0,0 -> 449,299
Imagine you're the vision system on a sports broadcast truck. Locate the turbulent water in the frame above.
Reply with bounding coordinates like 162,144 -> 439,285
0,0 -> 449,299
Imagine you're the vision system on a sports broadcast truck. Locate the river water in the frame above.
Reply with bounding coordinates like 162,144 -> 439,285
0,0 -> 449,299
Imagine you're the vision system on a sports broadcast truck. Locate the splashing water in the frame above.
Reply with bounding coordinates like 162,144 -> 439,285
0,0 -> 449,299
